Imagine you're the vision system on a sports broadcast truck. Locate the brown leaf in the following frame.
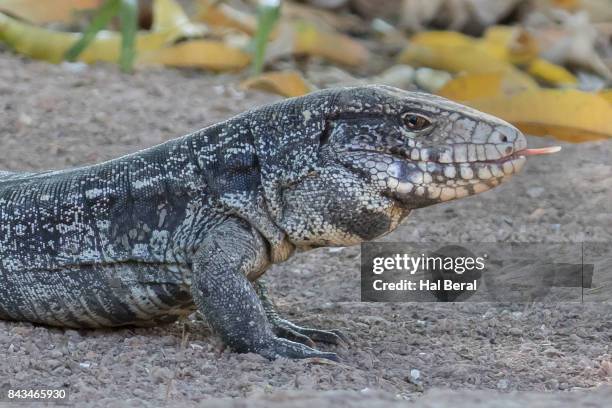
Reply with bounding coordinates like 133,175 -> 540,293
283,1 -> 365,34
293,21 -> 369,67
195,0 -> 258,35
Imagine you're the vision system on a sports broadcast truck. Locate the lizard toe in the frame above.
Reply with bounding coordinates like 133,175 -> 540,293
270,318 -> 349,347
258,337 -> 339,361
273,325 -> 316,348
292,327 -> 349,347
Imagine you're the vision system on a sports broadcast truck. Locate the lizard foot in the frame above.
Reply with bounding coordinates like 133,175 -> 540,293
271,318 -> 349,348
254,279 -> 349,348
256,337 -> 339,361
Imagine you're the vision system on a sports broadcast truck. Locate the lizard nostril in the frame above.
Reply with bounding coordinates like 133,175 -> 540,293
500,135 -> 509,143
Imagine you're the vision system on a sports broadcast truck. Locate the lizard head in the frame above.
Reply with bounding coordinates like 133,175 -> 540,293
327,85 -> 528,209
262,86 -> 545,248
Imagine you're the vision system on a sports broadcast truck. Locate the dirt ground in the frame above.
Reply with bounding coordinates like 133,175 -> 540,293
0,52 -> 610,407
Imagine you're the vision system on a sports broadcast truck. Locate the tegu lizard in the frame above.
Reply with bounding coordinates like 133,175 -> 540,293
0,86 -> 559,360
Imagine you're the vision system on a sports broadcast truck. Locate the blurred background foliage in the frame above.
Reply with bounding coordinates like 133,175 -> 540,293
0,0 -> 610,142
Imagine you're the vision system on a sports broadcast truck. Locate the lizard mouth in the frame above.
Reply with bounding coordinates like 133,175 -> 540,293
476,146 -> 562,164
338,145 -> 560,207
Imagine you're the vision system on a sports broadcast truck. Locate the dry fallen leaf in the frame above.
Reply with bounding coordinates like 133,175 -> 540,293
0,12 -> 116,63
195,0 -> 258,35
527,58 -> 577,86
0,0 -> 102,24
195,0 -> 364,42
468,89 -> 612,142
399,31 -> 538,89
399,41 -> 505,72
283,1 -> 365,34
241,71 -> 312,97
293,21 -> 369,67
481,25 -> 540,65
137,40 -> 250,71
437,72 -> 508,101
196,1 -> 368,68
0,0 -> 239,70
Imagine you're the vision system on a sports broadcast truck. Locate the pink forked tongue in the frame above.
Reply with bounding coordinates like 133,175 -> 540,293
518,146 -> 562,157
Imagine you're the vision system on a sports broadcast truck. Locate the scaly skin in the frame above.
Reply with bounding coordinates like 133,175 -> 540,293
0,86 -> 528,360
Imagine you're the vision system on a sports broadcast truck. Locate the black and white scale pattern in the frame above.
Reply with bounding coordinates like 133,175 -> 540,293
0,86 -> 527,359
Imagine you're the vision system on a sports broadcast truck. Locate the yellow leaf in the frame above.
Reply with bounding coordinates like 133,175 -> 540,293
293,21 -> 369,67
468,89 -> 612,142
241,71 -> 311,98
0,0 -> 217,68
437,71 -> 538,102
0,0 -> 101,24
402,30 -> 541,90
137,40 -> 250,71
527,58 -> 577,87
0,11 -> 181,64
399,42 -> 538,90
437,72 -> 506,101
0,12 -> 105,63
481,26 -> 539,65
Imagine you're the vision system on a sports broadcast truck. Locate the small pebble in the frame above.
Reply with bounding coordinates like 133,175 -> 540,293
544,347 -> 564,357
415,68 -> 452,92
497,379 -> 509,390
509,327 -> 523,336
526,187 -> 545,198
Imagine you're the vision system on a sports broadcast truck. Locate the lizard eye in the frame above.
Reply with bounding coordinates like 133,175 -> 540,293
402,113 -> 432,131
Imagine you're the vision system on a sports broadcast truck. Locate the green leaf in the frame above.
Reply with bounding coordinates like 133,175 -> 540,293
119,0 -> 138,73
64,0 -> 120,62
250,0 -> 281,75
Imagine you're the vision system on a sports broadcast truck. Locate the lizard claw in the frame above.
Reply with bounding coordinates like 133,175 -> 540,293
271,319 -> 349,347
257,337 -> 339,361
272,325 -> 317,348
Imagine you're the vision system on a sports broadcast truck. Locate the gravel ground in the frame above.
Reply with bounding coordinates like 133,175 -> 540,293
0,53 -> 610,407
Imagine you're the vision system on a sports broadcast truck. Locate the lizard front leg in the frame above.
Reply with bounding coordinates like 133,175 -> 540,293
191,218 -> 338,361
254,279 -> 348,348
